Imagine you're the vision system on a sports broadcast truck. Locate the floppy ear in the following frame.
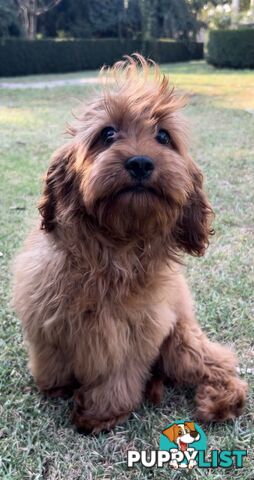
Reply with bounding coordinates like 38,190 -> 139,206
38,144 -> 76,232
173,167 -> 214,256
162,424 -> 178,443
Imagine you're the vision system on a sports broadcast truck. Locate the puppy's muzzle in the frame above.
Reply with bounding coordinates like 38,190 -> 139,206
125,156 -> 154,180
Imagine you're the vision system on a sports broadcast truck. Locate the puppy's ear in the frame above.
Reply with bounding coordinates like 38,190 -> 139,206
39,144 -> 76,232
173,166 -> 214,256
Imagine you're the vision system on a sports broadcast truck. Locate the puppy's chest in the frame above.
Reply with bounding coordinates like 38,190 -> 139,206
74,250 -> 161,308
69,256 -> 175,370
72,282 -> 175,373
75,302 -> 174,376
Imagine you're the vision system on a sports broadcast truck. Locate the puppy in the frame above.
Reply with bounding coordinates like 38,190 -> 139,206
13,55 -> 247,433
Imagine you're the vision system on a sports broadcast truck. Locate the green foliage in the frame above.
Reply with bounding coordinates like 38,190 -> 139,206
148,38 -> 204,61
33,0 -> 203,40
0,38 -> 203,76
40,0 -> 92,38
88,0 -> 124,37
207,29 -> 254,68
4,0 -> 252,40
158,0 -> 201,39
0,0 -> 22,37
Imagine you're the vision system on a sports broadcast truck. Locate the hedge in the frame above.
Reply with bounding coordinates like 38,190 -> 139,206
207,29 -> 254,69
0,38 -> 203,76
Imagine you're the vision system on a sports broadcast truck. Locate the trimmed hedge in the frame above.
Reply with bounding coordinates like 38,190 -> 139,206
0,38 -> 203,76
207,29 -> 254,69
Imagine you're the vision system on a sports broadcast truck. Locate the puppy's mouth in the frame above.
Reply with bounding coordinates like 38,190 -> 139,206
115,185 -> 159,198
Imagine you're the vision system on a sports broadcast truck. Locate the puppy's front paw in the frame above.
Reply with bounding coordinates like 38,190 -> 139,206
195,376 -> 247,422
72,389 -> 130,433
72,409 -> 129,434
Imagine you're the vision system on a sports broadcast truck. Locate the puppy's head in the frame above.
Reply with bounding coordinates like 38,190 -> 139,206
39,54 -> 213,255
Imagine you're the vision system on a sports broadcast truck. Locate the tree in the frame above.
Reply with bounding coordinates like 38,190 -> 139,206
121,0 -> 142,39
39,0 -> 142,40
157,0 -> 201,39
4,0 -> 235,40
135,0 -> 201,41
15,0 -> 63,39
38,0 -> 91,38
88,0 -> 126,38
0,0 -> 22,37
137,0 -> 157,41
231,0 -> 240,25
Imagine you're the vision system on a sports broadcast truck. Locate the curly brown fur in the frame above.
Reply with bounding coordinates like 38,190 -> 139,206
12,55 -> 247,433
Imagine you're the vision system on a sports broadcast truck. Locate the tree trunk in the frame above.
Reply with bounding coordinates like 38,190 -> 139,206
28,11 -> 37,39
19,0 -> 37,40
231,0 -> 240,27
18,0 -> 63,40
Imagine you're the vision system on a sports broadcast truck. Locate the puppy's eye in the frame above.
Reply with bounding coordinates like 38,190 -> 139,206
101,126 -> 117,145
156,129 -> 171,145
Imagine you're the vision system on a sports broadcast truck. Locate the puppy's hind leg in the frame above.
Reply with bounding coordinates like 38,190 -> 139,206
28,341 -> 77,398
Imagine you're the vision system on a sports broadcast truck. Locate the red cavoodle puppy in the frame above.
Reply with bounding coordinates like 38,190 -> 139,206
13,55 -> 247,433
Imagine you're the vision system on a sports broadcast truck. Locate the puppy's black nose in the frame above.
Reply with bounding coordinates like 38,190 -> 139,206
125,156 -> 154,180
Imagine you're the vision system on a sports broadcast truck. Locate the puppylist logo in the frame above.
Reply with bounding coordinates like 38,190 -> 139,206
127,420 -> 247,470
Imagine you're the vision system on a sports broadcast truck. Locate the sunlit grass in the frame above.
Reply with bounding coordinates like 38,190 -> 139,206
162,62 -> 254,109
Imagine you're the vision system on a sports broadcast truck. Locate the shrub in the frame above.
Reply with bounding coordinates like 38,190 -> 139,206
207,29 -> 254,69
147,39 -> 203,63
0,38 -> 203,77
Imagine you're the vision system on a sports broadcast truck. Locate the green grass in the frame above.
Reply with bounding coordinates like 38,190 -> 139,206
0,61 -> 253,479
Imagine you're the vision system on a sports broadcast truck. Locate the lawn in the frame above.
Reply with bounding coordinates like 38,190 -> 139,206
0,61 -> 253,479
